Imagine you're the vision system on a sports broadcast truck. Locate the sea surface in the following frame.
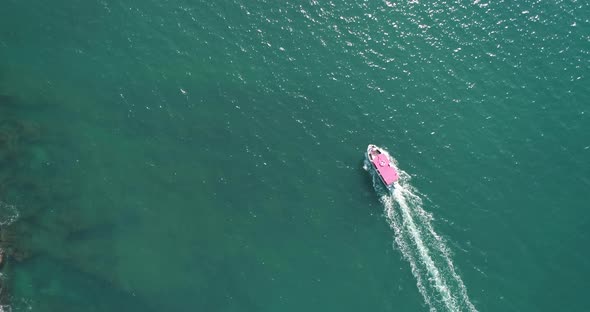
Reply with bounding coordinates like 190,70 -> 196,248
0,0 -> 589,311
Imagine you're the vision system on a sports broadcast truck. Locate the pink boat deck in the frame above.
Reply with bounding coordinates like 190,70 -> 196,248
372,154 -> 399,185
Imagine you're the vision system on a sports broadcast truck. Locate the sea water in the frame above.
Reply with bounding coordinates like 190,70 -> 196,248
0,0 -> 588,311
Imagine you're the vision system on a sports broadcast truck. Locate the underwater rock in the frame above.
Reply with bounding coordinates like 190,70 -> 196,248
0,94 -> 17,107
0,124 -> 21,165
14,120 -> 41,143
0,97 -> 45,309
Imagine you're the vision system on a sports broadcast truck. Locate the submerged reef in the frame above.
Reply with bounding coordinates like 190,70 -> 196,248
0,93 -> 42,307
0,92 -> 66,309
0,90 -> 155,311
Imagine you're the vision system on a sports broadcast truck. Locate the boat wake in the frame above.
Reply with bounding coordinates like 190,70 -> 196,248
365,155 -> 477,312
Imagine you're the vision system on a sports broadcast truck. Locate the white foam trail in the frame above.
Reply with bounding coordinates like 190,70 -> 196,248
381,193 -> 437,311
385,188 -> 457,311
402,182 -> 478,312
366,153 -> 477,311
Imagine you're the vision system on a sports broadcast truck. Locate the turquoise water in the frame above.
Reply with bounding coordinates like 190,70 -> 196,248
0,0 -> 589,311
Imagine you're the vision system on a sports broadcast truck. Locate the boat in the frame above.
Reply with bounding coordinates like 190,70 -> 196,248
366,144 -> 399,187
